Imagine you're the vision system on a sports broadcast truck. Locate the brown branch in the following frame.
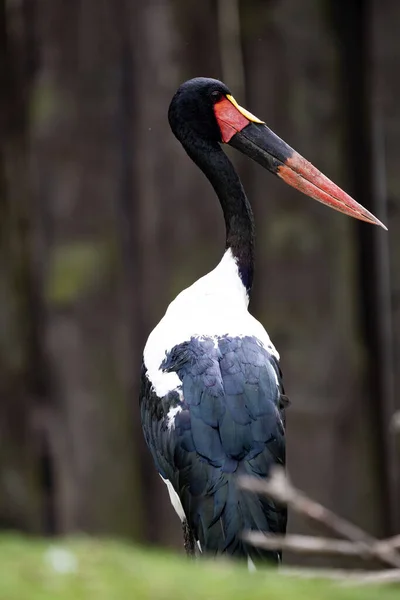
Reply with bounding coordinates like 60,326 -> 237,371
239,467 -> 400,569
349,568 -> 400,585
245,531 -> 400,562
376,534 -> 400,553
243,533 -> 374,559
280,566 -> 356,580
281,566 -> 400,585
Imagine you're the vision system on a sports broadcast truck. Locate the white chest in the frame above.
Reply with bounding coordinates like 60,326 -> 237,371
143,250 -> 279,397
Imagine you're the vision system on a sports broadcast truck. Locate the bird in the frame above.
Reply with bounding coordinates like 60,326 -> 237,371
139,77 -> 386,566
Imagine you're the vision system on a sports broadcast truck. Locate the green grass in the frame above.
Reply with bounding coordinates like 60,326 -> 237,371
0,535 -> 398,600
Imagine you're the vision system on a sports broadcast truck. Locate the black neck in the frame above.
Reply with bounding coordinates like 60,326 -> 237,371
183,137 -> 255,292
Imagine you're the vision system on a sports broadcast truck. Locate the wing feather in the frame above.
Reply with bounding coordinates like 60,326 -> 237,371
140,334 -> 287,562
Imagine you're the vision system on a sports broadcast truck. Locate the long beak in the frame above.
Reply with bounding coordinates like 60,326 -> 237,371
228,122 -> 387,229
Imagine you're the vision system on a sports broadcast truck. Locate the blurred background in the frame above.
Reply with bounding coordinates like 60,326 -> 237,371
1,0 -> 399,565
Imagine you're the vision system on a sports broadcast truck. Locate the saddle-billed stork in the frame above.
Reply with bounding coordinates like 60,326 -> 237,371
140,78 -> 386,565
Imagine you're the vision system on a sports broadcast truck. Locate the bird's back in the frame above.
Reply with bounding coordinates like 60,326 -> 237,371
140,332 -> 287,563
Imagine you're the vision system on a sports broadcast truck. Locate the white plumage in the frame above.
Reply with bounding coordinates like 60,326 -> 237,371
143,249 -> 279,397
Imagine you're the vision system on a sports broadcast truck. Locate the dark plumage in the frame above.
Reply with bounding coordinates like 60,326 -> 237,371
140,336 -> 287,562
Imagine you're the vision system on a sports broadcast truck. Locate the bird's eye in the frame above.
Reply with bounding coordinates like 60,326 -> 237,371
211,90 -> 223,102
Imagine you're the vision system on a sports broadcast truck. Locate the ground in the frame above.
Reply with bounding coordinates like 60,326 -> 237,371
0,535 -> 398,600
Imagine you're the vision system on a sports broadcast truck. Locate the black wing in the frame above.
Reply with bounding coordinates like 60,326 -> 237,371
140,335 -> 287,563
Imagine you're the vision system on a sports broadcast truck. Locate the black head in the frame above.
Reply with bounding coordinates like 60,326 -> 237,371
167,77 -> 386,229
168,77 -> 231,145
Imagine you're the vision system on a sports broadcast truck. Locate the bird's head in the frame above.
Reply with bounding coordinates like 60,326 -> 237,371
168,77 -> 387,230
168,77 -> 232,144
